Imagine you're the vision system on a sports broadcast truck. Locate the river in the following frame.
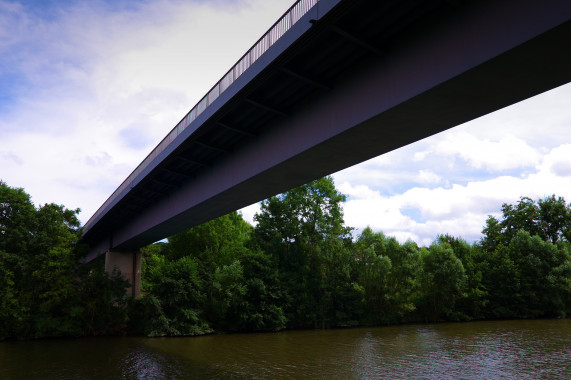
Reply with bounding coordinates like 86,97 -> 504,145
1,319 -> 569,379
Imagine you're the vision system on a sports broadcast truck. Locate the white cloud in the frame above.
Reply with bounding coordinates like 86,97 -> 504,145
449,83 -> 571,147
431,131 -> 541,171
538,144 -> 571,177
417,169 -> 441,184
336,142 -> 571,245
413,151 -> 429,162
240,202 -> 262,226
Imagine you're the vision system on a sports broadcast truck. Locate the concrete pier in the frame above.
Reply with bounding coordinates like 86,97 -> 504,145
105,250 -> 142,298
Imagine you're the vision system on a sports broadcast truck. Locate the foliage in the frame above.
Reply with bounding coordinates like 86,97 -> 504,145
3,178 -> 570,340
137,184 -> 571,335
482,195 -> 571,249
142,256 -> 211,336
232,250 -> 286,331
76,262 -> 130,336
477,195 -> 571,319
354,228 -> 419,324
415,243 -> 466,322
437,235 -> 487,320
253,176 -> 357,328
0,181 -> 129,340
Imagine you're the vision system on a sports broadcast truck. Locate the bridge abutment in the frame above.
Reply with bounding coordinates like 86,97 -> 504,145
105,250 -> 142,298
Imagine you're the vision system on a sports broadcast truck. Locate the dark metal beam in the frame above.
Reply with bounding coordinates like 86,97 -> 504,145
129,193 -> 154,203
244,98 -> 288,117
163,167 -> 193,179
177,155 -> 210,167
193,140 -> 231,154
150,178 -> 179,189
331,25 -> 385,55
444,0 -> 463,8
119,202 -> 144,213
281,67 -> 330,90
139,186 -> 164,197
217,122 -> 256,138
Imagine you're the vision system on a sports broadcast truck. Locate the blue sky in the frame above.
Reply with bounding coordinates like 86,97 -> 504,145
1,0 -> 570,247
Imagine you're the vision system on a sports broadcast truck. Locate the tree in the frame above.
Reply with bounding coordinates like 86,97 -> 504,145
237,250 -> 286,331
253,176 -> 356,328
417,244 -> 466,322
480,215 -> 503,252
501,196 -> 541,241
0,251 -> 23,339
139,212 -> 281,334
0,182 -> 87,338
0,181 -> 129,339
0,181 -> 35,256
27,203 -> 84,338
165,212 -> 252,328
354,228 -> 420,324
143,256 -> 210,336
477,244 -> 520,318
476,195 -> 571,319
538,195 -> 570,244
437,235 -> 487,320
254,176 -> 350,257
75,261 -> 130,336
140,242 -> 168,293
507,231 -> 570,317
483,196 -> 571,248
167,211 -> 251,263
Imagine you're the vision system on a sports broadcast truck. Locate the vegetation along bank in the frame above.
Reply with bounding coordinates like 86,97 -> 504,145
1,178 -> 570,340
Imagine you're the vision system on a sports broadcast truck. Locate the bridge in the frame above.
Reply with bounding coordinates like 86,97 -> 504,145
81,0 -> 571,297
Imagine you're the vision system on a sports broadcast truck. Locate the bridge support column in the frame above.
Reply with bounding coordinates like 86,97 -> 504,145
105,250 -> 142,298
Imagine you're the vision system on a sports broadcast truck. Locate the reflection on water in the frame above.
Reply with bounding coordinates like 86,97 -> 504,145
1,319 -> 569,379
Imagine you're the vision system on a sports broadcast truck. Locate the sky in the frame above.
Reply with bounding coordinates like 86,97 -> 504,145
1,0 -> 570,247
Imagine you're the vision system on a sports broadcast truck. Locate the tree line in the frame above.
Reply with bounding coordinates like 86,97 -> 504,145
1,178 -> 570,340
0,181 -> 128,339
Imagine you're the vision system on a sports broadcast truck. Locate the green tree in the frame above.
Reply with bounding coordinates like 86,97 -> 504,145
538,195 -> 570,244
0,251 -> 24,339
0,182 -> 89,338
76,261 -> 130,336
167,211 -> 251,264
254,176 -> 350,258
253,176 -> 356,328
477,195 -> 571,319
501,197 -> 541,241
482,195 -> 571,248
167,212 -> 252,328
139,212 -> 267,334
0,181 -> 36,255
0,181 -> 129,339
437,235 -> 487,320
507,231 -> 570,317
140,242 -> 168,293
480,215 -> 504,252
477,243 -> 520,319
416,244 -> 466,322
143,256 -> 210,336
354,228 -> 420,324
27,203 -> 84,337
237,250 -> 286,331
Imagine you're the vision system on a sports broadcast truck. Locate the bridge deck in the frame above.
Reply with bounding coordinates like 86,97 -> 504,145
82,0 -> 571,261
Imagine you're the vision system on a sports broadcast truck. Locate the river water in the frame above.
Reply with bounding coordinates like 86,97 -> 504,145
1,319 -> 569,379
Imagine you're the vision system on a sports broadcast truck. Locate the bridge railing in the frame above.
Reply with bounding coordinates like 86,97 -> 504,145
84,0 -> 319,232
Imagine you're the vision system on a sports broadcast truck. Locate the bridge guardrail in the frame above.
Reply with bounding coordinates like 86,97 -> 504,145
84,0 -> 319,232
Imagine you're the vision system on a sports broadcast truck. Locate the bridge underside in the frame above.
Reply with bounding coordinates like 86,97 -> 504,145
83,0 -> 571,261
